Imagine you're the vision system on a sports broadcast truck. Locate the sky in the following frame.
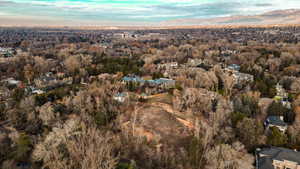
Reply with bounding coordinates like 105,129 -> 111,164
0,0 -> 300,26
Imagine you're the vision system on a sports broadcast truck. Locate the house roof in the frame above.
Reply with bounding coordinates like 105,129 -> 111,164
4,78 -> 20,85
122,76 -> 145,83
266,116 -> 287,127
196,63 -> 212,71
228,64 -> 241,71
122,76 -> 174,85
257,147 -> 300,169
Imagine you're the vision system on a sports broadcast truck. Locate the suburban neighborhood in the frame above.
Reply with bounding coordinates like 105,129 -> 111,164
0,26 -> 300,169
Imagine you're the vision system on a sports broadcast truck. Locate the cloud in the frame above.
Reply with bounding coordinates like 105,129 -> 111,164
1,0 -> 300,24
255,3 -> 273,7
0,0 -> 15,5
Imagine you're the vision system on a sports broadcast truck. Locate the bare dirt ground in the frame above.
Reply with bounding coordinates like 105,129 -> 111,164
120,93 -> 198,143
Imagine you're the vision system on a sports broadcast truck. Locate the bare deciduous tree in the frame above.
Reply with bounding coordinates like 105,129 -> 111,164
204,143 -> 254,169
64,55 -> 81,74
37,102 -> 58,126
43,127 -> 118,169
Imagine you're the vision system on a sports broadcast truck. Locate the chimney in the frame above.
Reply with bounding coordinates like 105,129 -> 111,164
279,116 -> 284,121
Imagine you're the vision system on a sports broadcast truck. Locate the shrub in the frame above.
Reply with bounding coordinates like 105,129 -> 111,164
267,127 -> 287,146
12,133 -> 32,162
116,162 -> 137,169
185,137 -> 205,169
236,118 -> 264,151
267,101 -> 294,122
35,94 -> 48,106
12,88 -> 25,103
233,95 -> 260,117
230,112 -> 246,128
175,83 -> 183,91
93,111 -> 118,126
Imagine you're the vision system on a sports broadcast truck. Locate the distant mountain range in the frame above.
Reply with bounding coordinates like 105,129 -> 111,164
161,9 -> 300,27
0,9 -> 300,29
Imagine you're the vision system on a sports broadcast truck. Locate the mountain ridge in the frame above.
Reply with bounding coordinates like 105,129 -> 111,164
161,9 -> 300,26
0,9 -> 300,29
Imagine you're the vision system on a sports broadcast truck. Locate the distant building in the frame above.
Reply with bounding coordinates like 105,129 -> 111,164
34,73 -> 58,87
264,116 -> 288,133
113,92 -> 129,103
7,78 -> 20,86
256,147 -> 300,169
122,75 -> 145,84
32,89 -> 45,95
113,33 -> 126,39
276,83 -> 288,99
224,64 -> 253,86
147,78 -> 176,88
0,47 -> 14,57
228,64 -> 241,71
232,72 -> 254,84
158,62 -> 178,70
220,49 -> 238,57
275,83 -> 291,109
122,76 -> 175,89
186,59 -> 212,70
113,32 -> 135,39
187,58 -> 204,67
2,78 -> 21,87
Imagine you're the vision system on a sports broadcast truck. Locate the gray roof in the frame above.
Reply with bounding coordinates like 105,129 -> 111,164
228,64 -> 241,71
122,76 -> 175,86
257,147 -> 300,169
265,116 -> 287,127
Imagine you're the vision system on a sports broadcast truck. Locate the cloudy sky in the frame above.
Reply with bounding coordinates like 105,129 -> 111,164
0,0 -> 300,25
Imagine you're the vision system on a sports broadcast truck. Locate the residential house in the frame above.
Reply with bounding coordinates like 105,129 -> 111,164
186,58 -> 212,70
113,92 -> 129,103
56,72 -> 66,79
256,147 -> 300,169
275,83 -> 291,109
61,77 -> 73,85
2,78 -> 21,88
26,86 -> 45,95
228,64 -> 241,71
220,49 -> 238,57
147,78 -> 176,89
113,33 -> 126,39
232,71 -> 254,84
187,58 -> 204,67
32,89 -> 45,95
122,76 -> 175,91
224,64 -> 254,86
139,33 -> 164,40
34,73 -> 58,88
264,116 -> 288,133
122,75 -> 145,84
158,62 -> 178,70
6,78 -> 21,86
0,47 -> 14,58
113,32 -> 135,39
276,83 -> 288,99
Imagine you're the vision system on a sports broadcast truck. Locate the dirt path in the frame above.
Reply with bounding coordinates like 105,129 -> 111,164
150,102 -> 195,129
